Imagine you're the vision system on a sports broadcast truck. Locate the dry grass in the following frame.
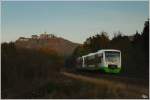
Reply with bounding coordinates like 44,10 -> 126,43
3,70 -> 148,99
58,71 -> 149,99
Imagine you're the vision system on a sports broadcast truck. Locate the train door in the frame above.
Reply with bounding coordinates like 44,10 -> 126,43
102,51 -> 106,67
76,57 -> 83,69
97,52 -> 104,68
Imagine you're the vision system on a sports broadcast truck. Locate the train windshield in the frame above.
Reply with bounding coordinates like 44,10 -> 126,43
105,51 -> 120,63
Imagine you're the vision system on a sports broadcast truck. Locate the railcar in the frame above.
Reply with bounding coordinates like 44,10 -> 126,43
76,49 -> 121,73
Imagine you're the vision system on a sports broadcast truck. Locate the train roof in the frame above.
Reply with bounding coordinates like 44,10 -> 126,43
97,49 -> 121,52
81,49 -> 121,58
82,53 -> 95,58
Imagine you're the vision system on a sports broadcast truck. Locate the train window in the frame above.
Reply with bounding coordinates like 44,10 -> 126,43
88,55 -> 95,60
85,57 -> 90,65
98,53 -> 101,57
98,53 -> 103,57
98,56 -> 102,63
95,54 -> 98,58
95,54 -> 101,63
85,57 -> 88,63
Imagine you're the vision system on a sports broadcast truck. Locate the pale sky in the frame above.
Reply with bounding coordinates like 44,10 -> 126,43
1,1 -> 149,43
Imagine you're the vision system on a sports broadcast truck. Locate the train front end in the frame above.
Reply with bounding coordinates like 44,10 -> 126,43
102,50 -> 121,73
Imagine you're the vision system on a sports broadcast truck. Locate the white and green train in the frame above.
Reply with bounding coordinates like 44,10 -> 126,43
76,49 -> 121,73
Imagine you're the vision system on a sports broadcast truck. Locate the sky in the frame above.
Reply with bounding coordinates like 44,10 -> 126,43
1,1 -> 149,43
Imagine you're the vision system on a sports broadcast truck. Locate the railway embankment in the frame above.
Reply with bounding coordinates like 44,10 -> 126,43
61,71 -> 149,99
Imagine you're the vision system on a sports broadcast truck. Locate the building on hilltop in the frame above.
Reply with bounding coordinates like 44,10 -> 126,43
32,35 -> 39,39
39,32 -> 56,39
48,34 -> 56,38
17,32 -> 57,41
17,37 -> 29,41
40,34 -> 49,39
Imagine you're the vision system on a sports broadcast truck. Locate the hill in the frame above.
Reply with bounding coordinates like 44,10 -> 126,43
15,34 -> 79,56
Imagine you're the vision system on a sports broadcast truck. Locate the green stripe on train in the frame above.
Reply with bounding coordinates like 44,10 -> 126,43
82,65 -> 121,73
100,67 -> 121,73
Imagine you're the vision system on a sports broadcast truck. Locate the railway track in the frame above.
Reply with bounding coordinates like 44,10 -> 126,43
63,68 -> 149,88
61,70 -> 149,98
